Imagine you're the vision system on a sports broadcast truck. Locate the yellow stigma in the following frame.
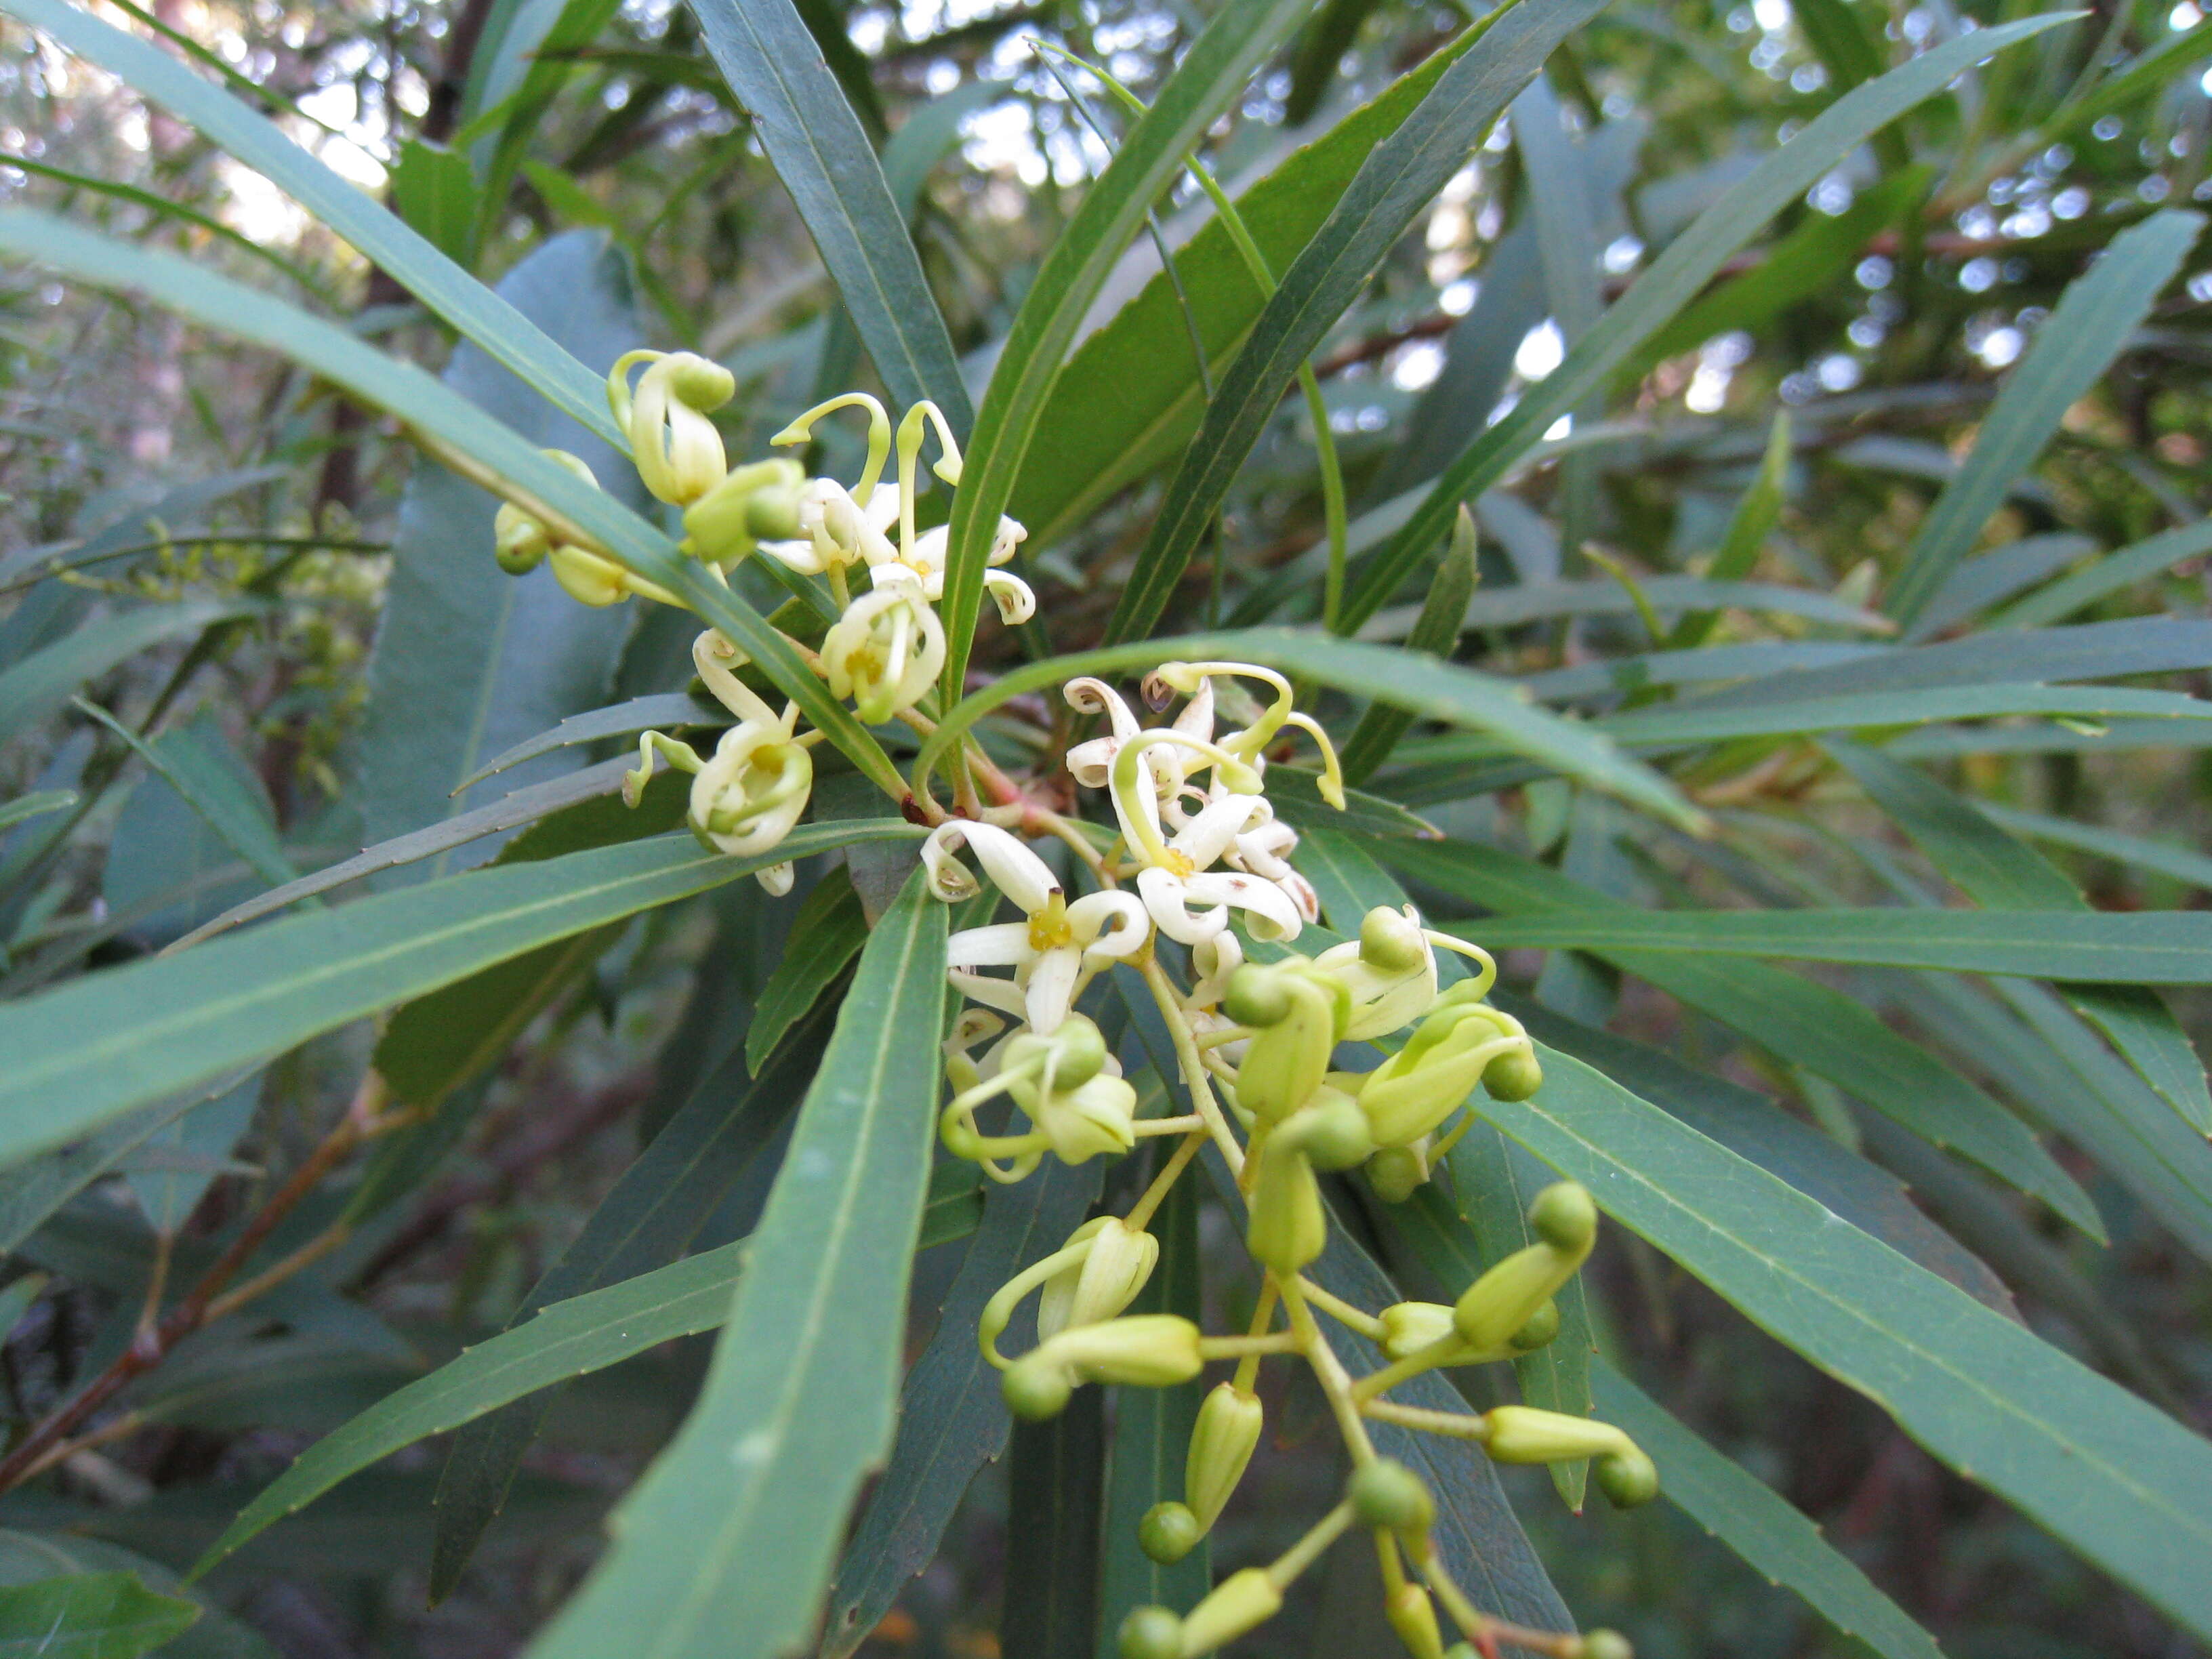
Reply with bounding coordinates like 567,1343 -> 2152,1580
1028,890 -> 1074,952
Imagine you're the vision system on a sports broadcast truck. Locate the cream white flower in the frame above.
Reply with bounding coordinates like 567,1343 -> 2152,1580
608,350 -> 733,507
923,821 -> 1148,1033
1104,735 -> 1303,946
689,713 -> 813,893
821,583 -> 944,724
1065,676 -> 1212,796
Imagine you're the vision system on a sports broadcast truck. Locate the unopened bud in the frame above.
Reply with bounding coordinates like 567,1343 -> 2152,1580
1483,1046 -> 1544,1101
1377,1302 -> 1457,1361
1222,962 -> 1290,1027
1361,906 -> 1428,973
1574,1631 -> 1635,1659
1595,1446 -> 1661,1509
549,545 -> 629,607
1185,1383 -> 1263,1530
1510,1298 -> 1561,1353
1481,1404 -> 1655,1512
1038,1216 -> 1160,1341
1282,1089 -> 1372,1171
1453,1183 -> 1596,1353
1348,1458 -> 1433,1535
1002,1355 -> 1072,1420
1042,1314 -> 1204,1387
1119,1607 -> 1183,1659
682,457 -> 806,563
1177,1567 -> 1282,1657
665,352 -> 735,411
1246,1135 -> 1326,1275
1365,1143 -> 1431,1204
1027,1073 -> 1139,1164
493,503 -> 550,573
1383,1584 -> 1446,1659
1234,968 -> 1345,1124
1139,1502 -> 1202,1564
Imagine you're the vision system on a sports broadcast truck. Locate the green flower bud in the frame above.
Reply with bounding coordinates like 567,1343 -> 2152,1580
549,545 -> 630,607
1282,1088 -> 1373,1171
1234,968 -> 1347,1124
1002,1355 -> 1072,1420
1138,1502 -> 1202,1564
1177,1568 -> 1282,1657
1574,1631 -> 1635,1659
1509,1298 -> 1561,1353
1185,1382 -> 1263,1530
1361,906 -> 1429,974
1595,1446 -> 1660,1509
1376,1301 -> 1457,1361
493,501 -> 550,573
1358,1000 -> 1518,1147
1383,1584 -> 1446,1659
1482,1046 -> 1544,1102
1246,1135 -> 1326,1275
1529,1181 -> 1597,1253
1452,1183 -> 1597,1352
1038,1216 -> 1160,1341
1042,1314 -> 1204,1387
1222,962 -> 1290,1028
1119,1607 -> 1183,1659
1365,1143 -> 1431,1204
1443,1646 -> 1477,1659
682,457 -> 805,564
1348,1458 -> 1434,1535
665,352 -> 735,411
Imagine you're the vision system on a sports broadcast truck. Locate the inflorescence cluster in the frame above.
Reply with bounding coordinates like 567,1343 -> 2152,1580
488,371 -> 1657,1659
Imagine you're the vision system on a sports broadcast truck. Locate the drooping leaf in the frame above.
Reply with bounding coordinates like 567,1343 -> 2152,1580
1589,1364 -> 1944,1659
0,1572 -> 198,1659
937,0 -> 1308,699
0,822 -> 924,1171
683,0 -> 967,428
524,868 -> 947,1659
1105,0 -> 1612,644
1885,209 -> 2200,630
1478,1048 -> 2212,1641
1338,14 -> 2078,634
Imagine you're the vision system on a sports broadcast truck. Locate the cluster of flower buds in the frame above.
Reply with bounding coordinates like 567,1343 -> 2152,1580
482,366 -> 1037,890
913,665 -> 1654,1659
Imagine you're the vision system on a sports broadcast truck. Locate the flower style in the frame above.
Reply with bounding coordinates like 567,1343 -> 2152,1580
1105,733 -> 1303,946
922,821 -> 1147,1034
1065,674 -> 1213,796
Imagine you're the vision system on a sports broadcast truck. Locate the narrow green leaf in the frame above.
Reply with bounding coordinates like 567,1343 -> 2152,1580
745,869 -> 867,1071
1978,800 -> 2212,893
1339,505 -> 1479,785
1002,1390 -> 1105,1659
1105,0 -> 1611,644
1911,532 -> 2097,637
1590,1364 -> 1944,1659
939,0 -> 1307,699
73,705 -> 294,889
428,988 -> 836,1597
1378,838 -> 2102,1234
390,139 -> 479,266
525,868 -> 947,1659
0,209 -> 906,802
1340,14 -> 2079,634
0,600 -> 261,744
1988,516 -> 2212,630
1469,906 -> 2212,984
1010,20 -> 1498,552
1477,1048 -> 2212,1640
1828,740 -> 2210,1131
916,627 -> 1704,835
0,0 -> 619,443
0,790 -> 73,832
456,693 -> 720,792
1887,210 -> 2200,630
684,0 -> 966,428
0,1532 -> 271,1659
1664,413 -> 1790,650
823,1157 -> 1103,1659
1361,573 -> 1893,636
0,1572 -> 198,1659
0,821 -> 924,1171
192,1164 -> 985,1580
1095,1175 -> 1209,1653
1285,0 -> 1385,125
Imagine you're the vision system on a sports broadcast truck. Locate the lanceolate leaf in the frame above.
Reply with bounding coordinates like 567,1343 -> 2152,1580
1339,14 -> 2077,634
192,1170 -> 985,1578
0,822 -> 924,1172
915,627 -> 1704,834
1469,907 -> 2212,985
457,693 -> 722,792
1827,740 -> 2211,1131
684,0 -> 967,428
744,870 -> 867,1073
821,1156 -> 1104,1659
0,1572 -> 199,1659
526,869 -> 947,1659
0,211 -> 907,801
1990,518 -> 2212,630
1591,1364 -> 1944,1659
936,0 -> 1307,701
1105,0 -> 1611,644
0,601 -> 262,744
1478,1048 -> 2212,1640
0,0 -> 619,443
1885,211 -> 2201,630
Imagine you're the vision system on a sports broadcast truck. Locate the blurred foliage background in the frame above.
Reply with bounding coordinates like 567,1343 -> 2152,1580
0,0 -> 2209,1655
